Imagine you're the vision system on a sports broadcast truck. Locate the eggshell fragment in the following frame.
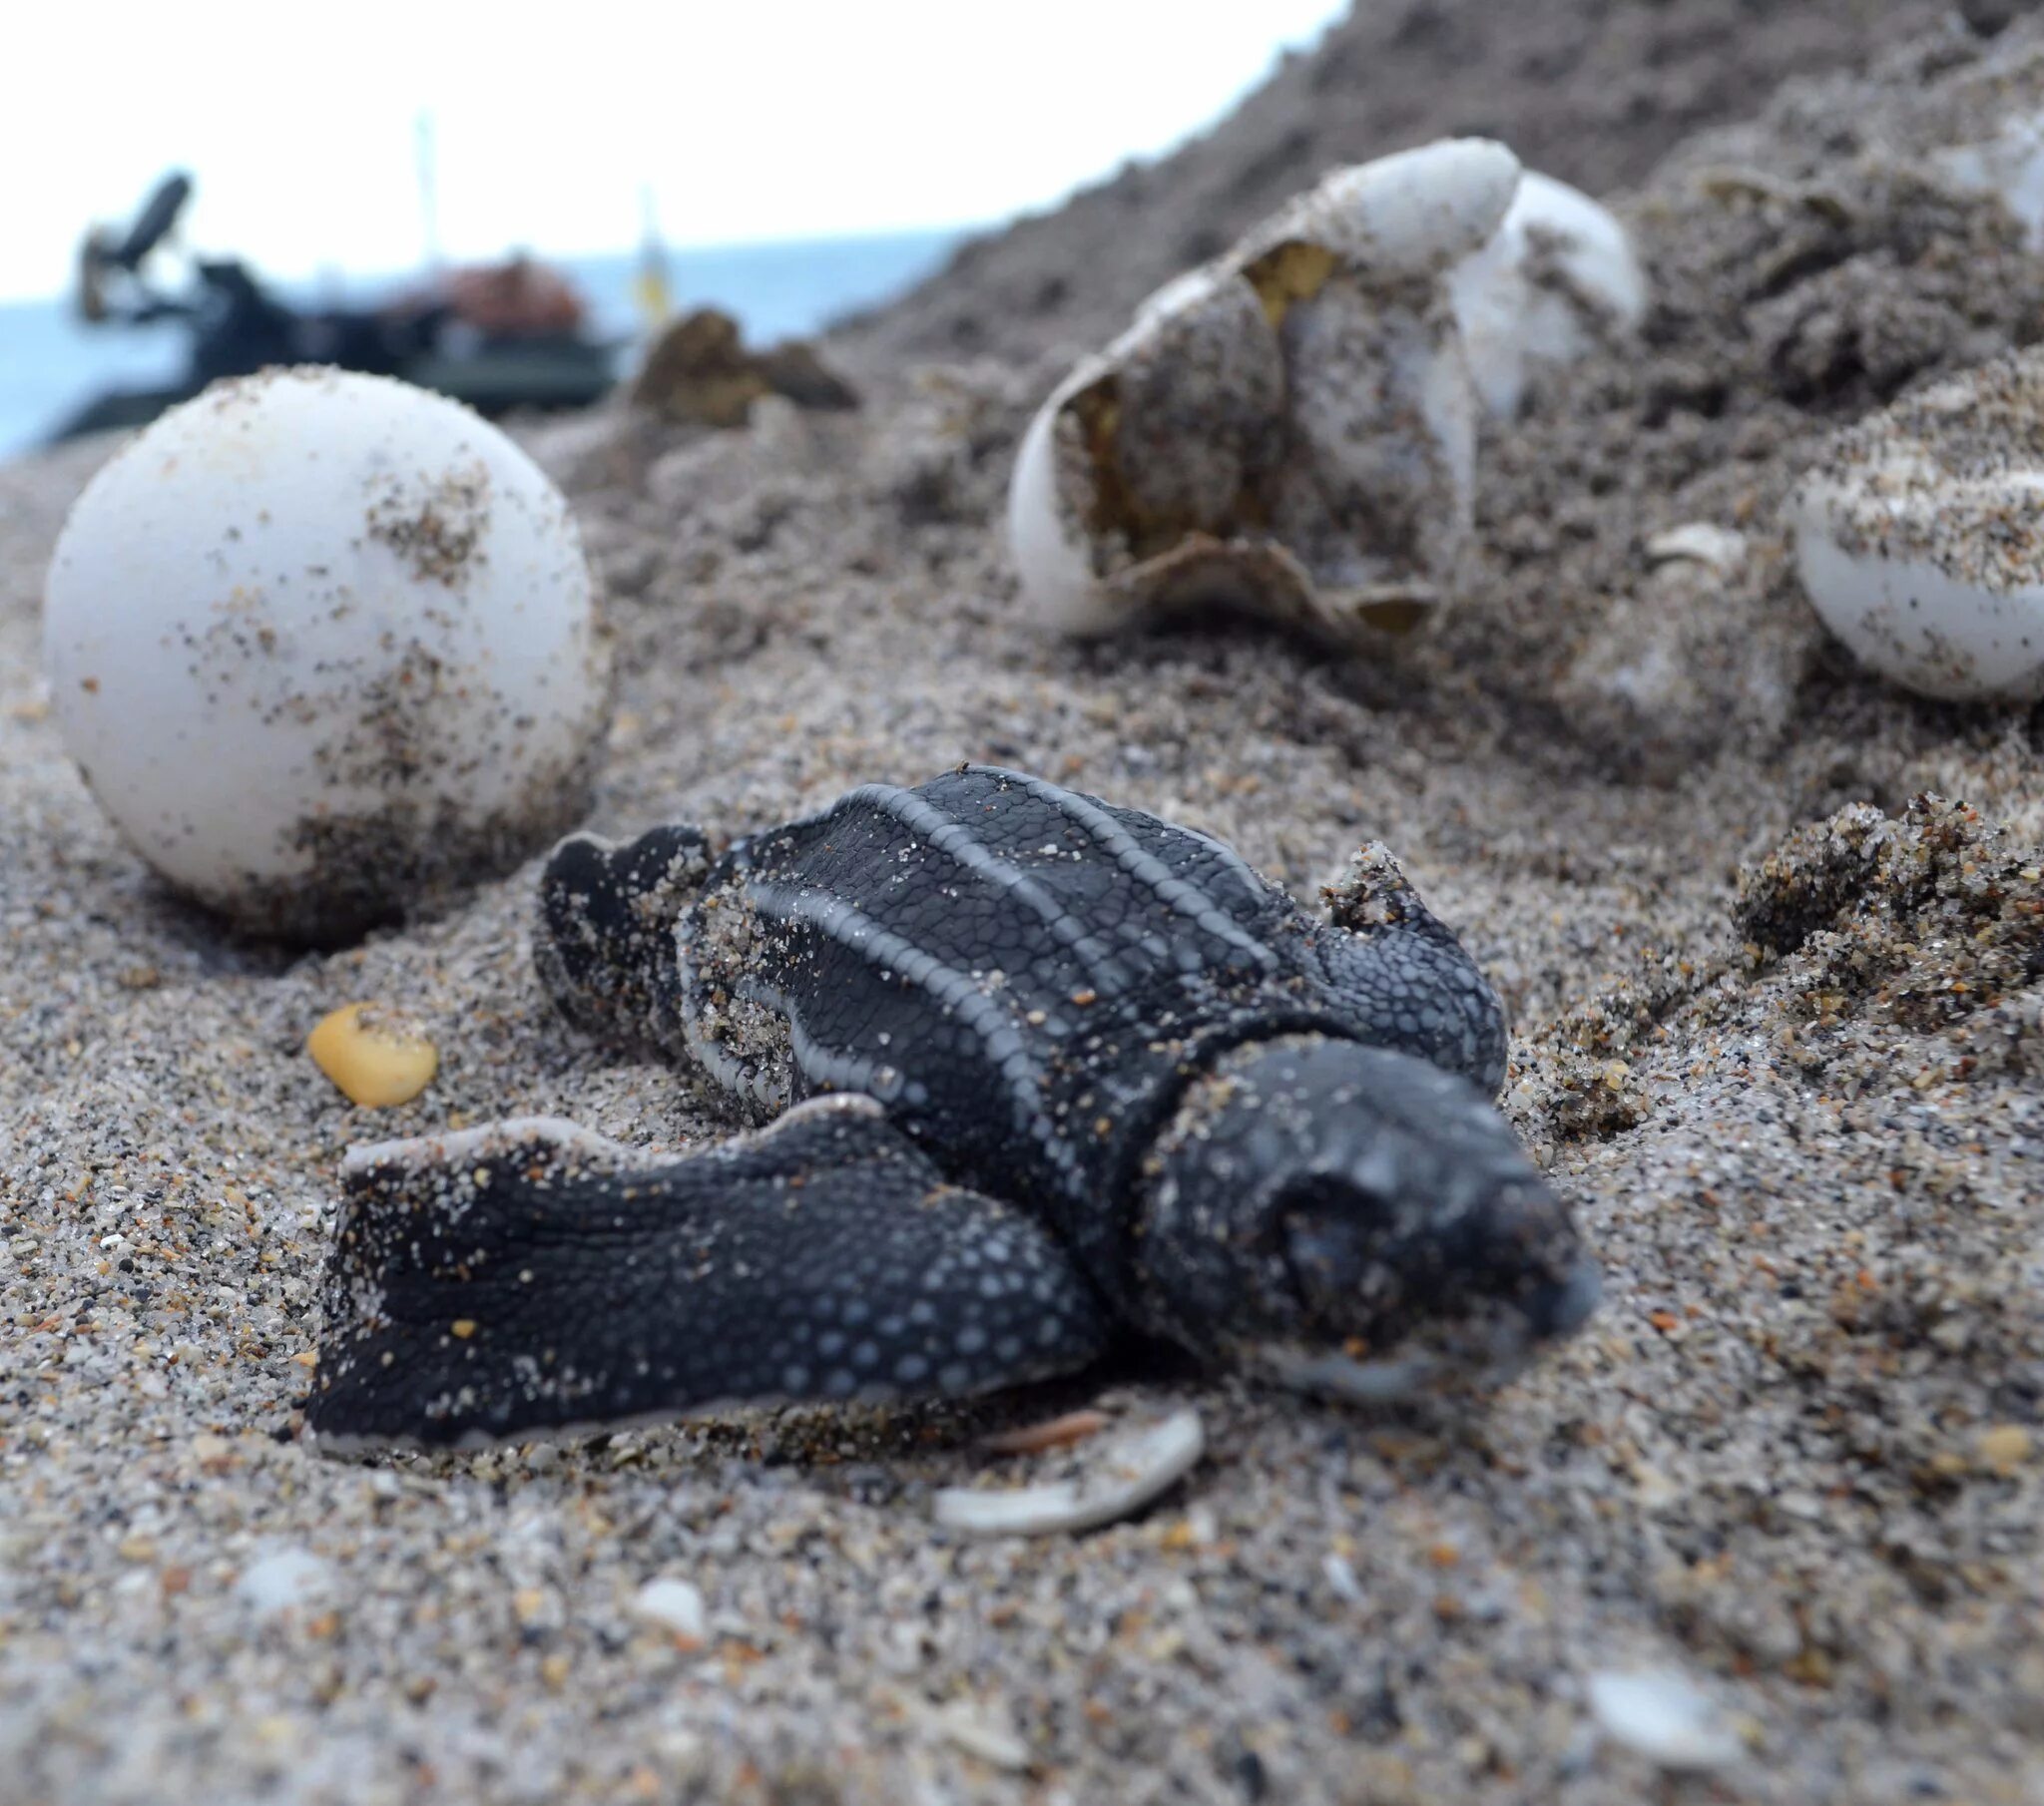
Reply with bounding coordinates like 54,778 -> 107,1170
1645,523 -> 1748,575
1447,171 -> 1650,418
630,1577 -> 708,1641
1932,111 -> 2044,248
933,1408 -> 1205,1538
307,1002 -> 439,1109
1008,140 -> 1522,646
43,367 -> 611,942
1789,348 -> 2044,701
1586,1669 -> 1745,1773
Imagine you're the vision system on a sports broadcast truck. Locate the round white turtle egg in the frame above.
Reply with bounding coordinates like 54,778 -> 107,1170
43,367 -> 612,942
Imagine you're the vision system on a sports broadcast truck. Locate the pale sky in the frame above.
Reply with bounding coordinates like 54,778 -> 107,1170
0,1 -> 1348,303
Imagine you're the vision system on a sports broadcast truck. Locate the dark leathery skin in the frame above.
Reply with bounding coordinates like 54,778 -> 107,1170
308,1100 -> 1110,1449
307,764 -> 1580,1450
680,765 -> 1507,1300
536,822 -> 710,1058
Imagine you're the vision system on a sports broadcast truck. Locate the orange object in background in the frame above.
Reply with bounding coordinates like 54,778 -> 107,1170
440,253 -> 587,338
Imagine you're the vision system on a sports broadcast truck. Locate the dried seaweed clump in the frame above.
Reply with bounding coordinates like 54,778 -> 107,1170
632,308 -> 859,429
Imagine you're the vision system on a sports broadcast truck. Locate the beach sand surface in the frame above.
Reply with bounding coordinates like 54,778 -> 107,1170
3,7 -> 2042,1802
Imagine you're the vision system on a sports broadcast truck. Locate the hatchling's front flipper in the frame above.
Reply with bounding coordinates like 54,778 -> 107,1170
533,823 -> 712,1056
305,1098 -> 1110,1452
1307,843 -> 1512,1094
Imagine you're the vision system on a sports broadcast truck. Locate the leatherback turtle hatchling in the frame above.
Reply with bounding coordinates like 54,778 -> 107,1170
307,764 -> 1598,1450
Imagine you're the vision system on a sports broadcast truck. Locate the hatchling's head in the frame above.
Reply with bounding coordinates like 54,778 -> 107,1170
1134,1035 -> 1599,1399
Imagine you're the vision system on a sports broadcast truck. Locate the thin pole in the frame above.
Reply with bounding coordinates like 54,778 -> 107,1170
415,111 -> 442,272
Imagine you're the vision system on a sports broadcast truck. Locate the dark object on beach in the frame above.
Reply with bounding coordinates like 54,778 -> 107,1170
307,765 -> 1597,1451
51,173 -> 618,445
1957,0 -> 2024,35
630,305 -> 859,427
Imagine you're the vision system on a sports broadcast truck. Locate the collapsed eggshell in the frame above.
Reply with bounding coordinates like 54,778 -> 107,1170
1447,171 -> 1650,418
1008,139 -> 1522,645
43,367 -> 611,942
1789,348 -> 2044,702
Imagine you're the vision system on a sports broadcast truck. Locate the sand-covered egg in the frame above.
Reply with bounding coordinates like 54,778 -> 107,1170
1789,348 -> 2044,702
43,367 -> 611,941
1008,139 -> 1521,646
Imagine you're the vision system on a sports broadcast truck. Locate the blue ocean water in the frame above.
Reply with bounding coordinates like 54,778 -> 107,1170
0,229 -> 961,461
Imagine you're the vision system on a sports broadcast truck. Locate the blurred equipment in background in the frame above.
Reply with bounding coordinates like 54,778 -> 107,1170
440,253 -> 587,337
53,172 -> 619,445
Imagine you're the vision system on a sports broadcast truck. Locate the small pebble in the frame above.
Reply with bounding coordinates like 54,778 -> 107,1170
929,1699 -> 1031,1772
1586,1667 -> 1745,1773
307,1003 -> 439,1109
1977,1424 -> 2033,1474
631,1577 -> 708,1640
1322,1553 -> 1365,1602
235,1549 -> 332,1617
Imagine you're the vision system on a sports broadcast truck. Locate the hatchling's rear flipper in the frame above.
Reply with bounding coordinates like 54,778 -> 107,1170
305,1098 -> 1111,1452
535,823 -> 711,1055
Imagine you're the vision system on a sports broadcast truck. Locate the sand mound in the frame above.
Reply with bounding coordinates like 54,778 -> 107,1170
834,0 -> 1959,368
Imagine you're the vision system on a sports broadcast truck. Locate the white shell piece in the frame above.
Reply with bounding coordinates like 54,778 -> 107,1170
1932,111 -> 2044,248
1448,171 -> 1650,419
234,1548 -> 333,1617
1009,139 -> 1523,644
1790,349 -> 2044,701
932,1408 -> 1205,1537
1247,138 -> 1524,276
1586,1669 -> 1745,1773
1645,523 -> 1749,574
42,367 -> 611,939
1264,1348 -> 1436,1403
927,1701 -> 1032,1772
1134,263 -> 1228,324
1006,390 -> 1110,633
631,1577 -> 708,1639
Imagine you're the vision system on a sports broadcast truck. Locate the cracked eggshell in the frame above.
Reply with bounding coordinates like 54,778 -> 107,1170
1009,139 -> 1520,644
1448,171 -> 1650,419
43,367 -> 611,942
1789,349 -> 2044,702
1240,137 -> 1523,276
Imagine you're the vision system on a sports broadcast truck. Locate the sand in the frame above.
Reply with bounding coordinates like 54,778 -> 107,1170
4,5 -> 2043,1803
833,0 -> 1959,370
